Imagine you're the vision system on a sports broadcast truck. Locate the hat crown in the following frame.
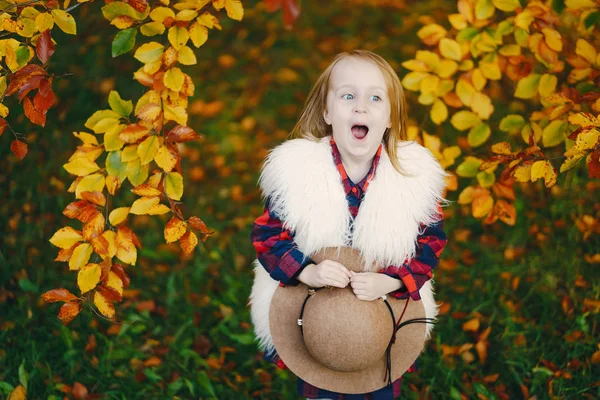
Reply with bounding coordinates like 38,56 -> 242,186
302,287 -> 393,372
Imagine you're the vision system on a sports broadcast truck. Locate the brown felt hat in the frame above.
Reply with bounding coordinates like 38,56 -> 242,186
269,247 -> 428,394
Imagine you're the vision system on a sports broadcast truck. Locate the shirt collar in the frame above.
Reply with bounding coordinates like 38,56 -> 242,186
329,136 -> 382,196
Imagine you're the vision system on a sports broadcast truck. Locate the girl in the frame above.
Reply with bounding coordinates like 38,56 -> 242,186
250,49 -> 448,399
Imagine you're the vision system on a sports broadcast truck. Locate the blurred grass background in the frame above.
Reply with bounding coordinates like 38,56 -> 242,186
1,0 -> 599,398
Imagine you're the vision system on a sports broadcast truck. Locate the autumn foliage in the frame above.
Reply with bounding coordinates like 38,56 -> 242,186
401,0 -> 600,225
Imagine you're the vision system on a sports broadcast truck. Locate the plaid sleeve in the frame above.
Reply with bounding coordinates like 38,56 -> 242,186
250,197 -> 313,286
380,205 -> 447,301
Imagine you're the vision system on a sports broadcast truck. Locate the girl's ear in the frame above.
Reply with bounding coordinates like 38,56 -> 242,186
323,109 -> 331,125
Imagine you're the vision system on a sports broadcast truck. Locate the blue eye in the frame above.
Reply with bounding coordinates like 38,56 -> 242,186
342,94 -> 354,100
370,95 -> 381,102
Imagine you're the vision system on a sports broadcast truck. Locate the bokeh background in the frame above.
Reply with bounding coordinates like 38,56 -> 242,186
1,0 -> 599,398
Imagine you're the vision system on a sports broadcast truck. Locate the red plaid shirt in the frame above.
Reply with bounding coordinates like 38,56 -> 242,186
252,137 -> 446,399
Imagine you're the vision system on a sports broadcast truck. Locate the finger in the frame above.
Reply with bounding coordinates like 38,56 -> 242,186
326,261 -> 353,278
325,275 -> 349,288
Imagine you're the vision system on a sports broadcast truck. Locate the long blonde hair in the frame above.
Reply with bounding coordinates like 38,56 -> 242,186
290,49 -> 409,173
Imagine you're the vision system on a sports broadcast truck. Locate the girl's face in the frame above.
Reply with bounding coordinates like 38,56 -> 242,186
324,57 -> 391,162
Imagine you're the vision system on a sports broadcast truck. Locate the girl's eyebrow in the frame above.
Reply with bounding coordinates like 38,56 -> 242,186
334,84 -> 386,93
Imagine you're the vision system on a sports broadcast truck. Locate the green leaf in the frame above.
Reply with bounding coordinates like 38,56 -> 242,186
451,110 -> 482,131
108,91 -> 133,117
456,27 -> 479,42
15,45 -> 31,68
197,371 -> 216,397
456,156 -> 483,177
476,0 -> 495,19
106,151 -> 128,181
0,382 -> 14,395
542,120 -> 567,147
584,11 -> 600,29
19,361 -> 28,391
515,74 -> 541,99
477,170 -> 496,187
102,1 -> 149,21
499,114 -> 526,134
18,278 -> 37,293
112,28 -> 137,58
468,123 -> 491,147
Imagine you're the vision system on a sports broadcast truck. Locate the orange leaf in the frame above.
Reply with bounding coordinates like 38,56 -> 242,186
167,125 -> 201,143
144,356 -> 162,367
83,212 -> 105,241
7,385 -> 26,400
24,96 -> 46,127
164,217 -> 187,243
90,234 -> 111,258
58,301 -> 82,325
180,230 -> 198,255
81,191 -> 106,206
55,244 -> 78,262
94,290 -> 115,318
116,227 -> 137,265
72,382 -> 89,400
475,340 -> 488,364
137,103 -> 162,123
36,29 -> 55,63
131,183 -> 162,197
0,118 -> 7,137
112,263 -> 130,288
462,318 -> 480,332
119,123 -> 150,143
42,288 -> 78,303
10,139 -> 28,160
188,216 -> 213,234
34,82 -> 55,114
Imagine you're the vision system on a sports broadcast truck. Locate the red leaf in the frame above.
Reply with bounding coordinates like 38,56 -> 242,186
5,64 -> 46,97
72,381 -> 89,400
36,30 -> 55,64
10,139 -> 28,159
42,288 -> 78,303
17,74 -> 45,101
588,148 -> 600,178
0,118 -> 6,137
33,83 -> 55,114
112,263 -> 130,288
58,301 -> 82,325
166,125 -> 201,143
23,96 -> 46,127
282,0 -> 300,27
98,284 -> 121,303
188,216 -> 213,234
129,0 -> 148,13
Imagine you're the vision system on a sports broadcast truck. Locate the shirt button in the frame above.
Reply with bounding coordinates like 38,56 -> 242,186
352,187 -> 357,193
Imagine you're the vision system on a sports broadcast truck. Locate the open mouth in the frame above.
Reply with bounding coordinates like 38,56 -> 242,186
351,125 -> 369,140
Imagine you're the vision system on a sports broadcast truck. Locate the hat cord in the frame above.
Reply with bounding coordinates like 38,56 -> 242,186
296,288 -> 435,387
382,297 -> 436,386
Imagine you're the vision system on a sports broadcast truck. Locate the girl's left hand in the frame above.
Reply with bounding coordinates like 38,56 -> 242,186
349,271 -> 399,301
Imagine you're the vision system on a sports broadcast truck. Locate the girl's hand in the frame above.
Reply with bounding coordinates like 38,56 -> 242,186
297,260 -> 352,288
350,272 -> 402,301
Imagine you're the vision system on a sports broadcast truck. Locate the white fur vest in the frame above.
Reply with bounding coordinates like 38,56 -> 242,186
249,136 -> 449,355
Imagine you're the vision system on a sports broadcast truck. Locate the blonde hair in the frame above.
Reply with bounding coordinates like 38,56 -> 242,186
290,49 -> 409,173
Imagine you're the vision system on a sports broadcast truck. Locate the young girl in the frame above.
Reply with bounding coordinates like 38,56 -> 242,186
250,50 -> 448,399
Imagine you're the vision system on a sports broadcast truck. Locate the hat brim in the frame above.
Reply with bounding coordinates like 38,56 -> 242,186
269,283 -> 426,394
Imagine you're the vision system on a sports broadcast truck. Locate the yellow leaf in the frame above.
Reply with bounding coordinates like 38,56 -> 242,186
472,192 -> 493,218
189,22 -> 208,48
91,117 -> 120,134
521,123 -> 543,145
122,144 -> 140,162
416,50 -> 440,71
104,123 -> 126,151
0,103 -> 8,118
150,6 -> 175,22
140,21 -> 166,36
76,173 -> 105,199
69,243 -> 93,271
515,74 -> 541,99
147,204 -> 171,215
63,158 -> 100,176
109,207 -> 130,226
116,228 -> 137,265
177,45 -> 197,65
103,230 -> 118,258
164,217 -> 187,243
491,142 -> 513,155
225,0 -> 243,20
155,145 -> 178,172
420,75 -> 440,94
513,163 -> 532,182
51,9 -> 76,34
560,154 -> 585,173
515,10 -> 534,32
73,131 -> 99,146
456,79 -> 475,106
568,112 -> 600,127
441,146 -> 461,168
7,385 -> 26,400
401,59 -> 430,72
451,110 -> 482,131
107,271 -> 124,297
176,9 -> 199,21
164,67 -> 185,92
134,42 -> 164,63
565,0 -> 598,8
130,196 -> 160,215
50,226 -> 83,249
499,44 -> 521,56
493,0 -> 520,11
572,128 -> 600,151
417,23 -> 447,45
137,135 -> 159,165
106,175 -> 120,195
401,72 -> 429,92
542,28 -> 562,52
448,13 -> 467,30
539,74 -> 557,98
439,38 -> 463,61
437,79 -> 454,97
475,0 -> 495,20
542,120 -> 567,148
471,92 -> 494,120
94,291 -> 115,318
84,109 -> 122,131
35,13 -> 55,31
472,69 -> 486,91
479,61 -> 501,80
431,99 -> 448,125
168,26 -> 189,50
477,170 -> 496,188
77,263 -> 101,294
437,59 -> 458,79
132,183 -> 162,197
163,104 -> 188,125
165,171 -> 184,200
531,160 -> 557,187
180,230 -> 198,255
458,186 -> 475,204
575,39 -> 597,65
5,45 -> 19,72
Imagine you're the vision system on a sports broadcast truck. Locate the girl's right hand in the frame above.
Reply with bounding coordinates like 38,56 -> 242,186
297,260 -> 352,288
